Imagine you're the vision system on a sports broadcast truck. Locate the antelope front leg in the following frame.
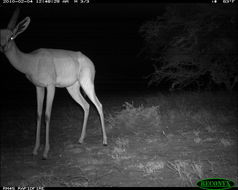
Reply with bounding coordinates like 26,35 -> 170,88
33,87 -> 45,156
42,85 -> 55,159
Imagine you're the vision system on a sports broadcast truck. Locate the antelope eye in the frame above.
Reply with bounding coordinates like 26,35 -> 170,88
7,37 -> 12,42
10,36 -> 14,40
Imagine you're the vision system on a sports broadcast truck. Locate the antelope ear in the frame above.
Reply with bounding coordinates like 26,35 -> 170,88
7,7 -> 20,30
12,17 -> 31,39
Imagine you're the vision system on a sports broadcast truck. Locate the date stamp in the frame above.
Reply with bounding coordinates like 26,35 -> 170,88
2,0 -> 33,3
2,0 -> 89,3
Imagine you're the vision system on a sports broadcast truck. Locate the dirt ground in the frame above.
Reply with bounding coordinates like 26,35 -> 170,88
1,91 -> 237,187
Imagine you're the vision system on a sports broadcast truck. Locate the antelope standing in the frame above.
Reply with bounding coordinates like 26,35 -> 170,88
0,8 -> 107,159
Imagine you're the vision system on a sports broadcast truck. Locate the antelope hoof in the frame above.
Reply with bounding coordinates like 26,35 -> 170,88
42,154 -> 48,160
103,139 -> 108,146
32,150 -> 38,156
42,150 -> 49,160
78,138 -> 84,144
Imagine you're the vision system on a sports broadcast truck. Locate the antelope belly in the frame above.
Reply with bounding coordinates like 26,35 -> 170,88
54,58 -> 78,87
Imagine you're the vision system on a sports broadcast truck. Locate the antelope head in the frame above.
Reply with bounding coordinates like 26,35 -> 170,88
0,8 -> 31,53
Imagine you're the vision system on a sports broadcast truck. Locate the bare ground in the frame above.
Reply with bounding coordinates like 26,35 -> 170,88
1,90 -> 237,187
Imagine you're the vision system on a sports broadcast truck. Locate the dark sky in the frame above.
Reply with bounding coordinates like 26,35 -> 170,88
0,4 -> 165,92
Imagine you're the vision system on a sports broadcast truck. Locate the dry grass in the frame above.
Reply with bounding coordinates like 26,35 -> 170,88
16,171 -> 89,187
1,91 -> 237,186
167,160 -> 203,186
103,91 -> 237,186
106,102 -> 162,139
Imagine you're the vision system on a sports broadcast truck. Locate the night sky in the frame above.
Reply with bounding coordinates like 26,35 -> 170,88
0,3 -> 166,95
